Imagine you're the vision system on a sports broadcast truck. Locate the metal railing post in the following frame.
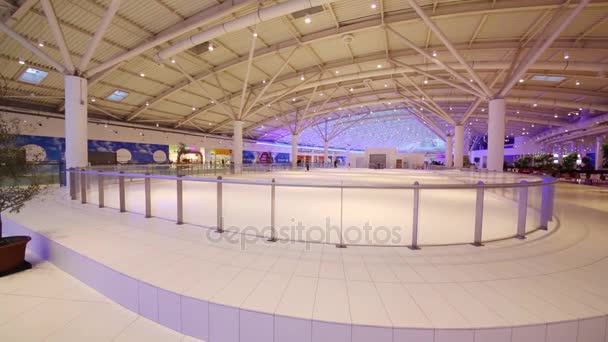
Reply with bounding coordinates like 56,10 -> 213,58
119,172 -> 126,213
176,176 -> 183,225
473,181 -> 484,246
80,171 -> 87,204
216,176 -> 223,233
98,172 -> 104,208
409,181 -> 421,250
69,169 -> 76,200
336,181 -> 346,248
516,180 -> 528,239
539,176 -> 553,230
268,178 -> 277,242
144,175 -> 151,218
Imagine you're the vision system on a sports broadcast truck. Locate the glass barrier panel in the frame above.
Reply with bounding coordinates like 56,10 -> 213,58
418,188 -> 477,245
483,185 -> 519,240
86,172 -> 99,206
150,177 -> 177,221
222,183 -> 271,238
341,188 -> 412,246
182,180 -> 217,228
124,175 -> 146,216
275,185 -> 341,245
526,184 -> 543,232
98,174 -> 118,210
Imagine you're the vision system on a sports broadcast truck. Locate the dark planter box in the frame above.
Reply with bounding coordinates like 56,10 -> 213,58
0,236 -> 32,276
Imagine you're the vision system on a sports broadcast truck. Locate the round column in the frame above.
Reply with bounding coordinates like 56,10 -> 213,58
291,133 -> 298,168
596,136 -> 605,170
454,125 -> 464,168
64,75 -> 88,169
487,98 -> 506,171
232,120 -> 243,173
445,134 -> 453,167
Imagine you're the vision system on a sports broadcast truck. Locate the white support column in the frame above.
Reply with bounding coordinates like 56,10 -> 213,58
556,144 -> 563,164
487,98 -> 506,172
291,133 -> 298,168
454,125 -> 464,168
596,136 -> 605,170
232,120 -> 243,173
346,146 -> 351,167
65,76 -> 88,169
323,140 -> 329,166
445,134 -> 453,167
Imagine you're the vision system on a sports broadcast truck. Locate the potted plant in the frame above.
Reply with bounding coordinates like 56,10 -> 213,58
0,119 -> 41,276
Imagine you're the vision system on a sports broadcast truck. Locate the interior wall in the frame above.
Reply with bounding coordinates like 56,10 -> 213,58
2,112 -> 292,156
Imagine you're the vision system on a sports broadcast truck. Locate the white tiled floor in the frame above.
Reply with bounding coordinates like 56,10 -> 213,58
3,170 -> 608,341
0,254 -> 203,342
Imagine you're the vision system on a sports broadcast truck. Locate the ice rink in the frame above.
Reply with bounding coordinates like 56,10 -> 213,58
80,168 -> 544,246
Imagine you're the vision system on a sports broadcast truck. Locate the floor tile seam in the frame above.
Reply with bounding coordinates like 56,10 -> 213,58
0,291 -> 110,304
456,281 -> 538,327
0,296 -> 51,328
483,279 -> 579,322
37,297 -> 100,342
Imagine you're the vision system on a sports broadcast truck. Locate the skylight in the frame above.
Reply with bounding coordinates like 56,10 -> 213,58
531,75 -> 566,82
106,90 -> 129,102
18,67 -> 48,85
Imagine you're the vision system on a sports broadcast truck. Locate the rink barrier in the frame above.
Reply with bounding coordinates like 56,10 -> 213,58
67,168 -> 557,249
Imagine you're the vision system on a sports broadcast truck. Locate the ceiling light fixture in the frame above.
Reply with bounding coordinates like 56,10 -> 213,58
304,15 -> 311,24
18,58 -> 25,65
208,42 -> 214,51
371,1 -> 377,9
432,50 -> 437,57
140,73 -> 145,77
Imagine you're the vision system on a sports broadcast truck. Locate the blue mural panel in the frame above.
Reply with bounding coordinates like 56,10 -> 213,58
88,140 -> 169,164
15,135 -> 170,164
274,153 -> 290,163
15,135 -> 65,161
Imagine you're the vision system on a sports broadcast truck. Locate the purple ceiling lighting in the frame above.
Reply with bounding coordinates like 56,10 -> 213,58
276,110 -> 446,153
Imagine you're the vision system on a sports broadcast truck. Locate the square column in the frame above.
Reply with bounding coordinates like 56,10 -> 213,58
65,75 -> 88,169
454,125 -> 464,168
487,98 -> 506,171
232,120 -> 243,173
323,140 -> 329,166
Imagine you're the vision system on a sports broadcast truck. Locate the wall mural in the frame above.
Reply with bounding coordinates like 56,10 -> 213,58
243,151 -> 291,164
15,135 -> 169,164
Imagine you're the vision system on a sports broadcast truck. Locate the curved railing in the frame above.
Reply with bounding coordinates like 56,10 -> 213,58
67,168 -> 556,248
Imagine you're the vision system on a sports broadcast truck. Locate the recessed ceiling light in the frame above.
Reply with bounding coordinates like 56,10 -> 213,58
208,42 -> 214,51
432,50 -> 437,57
300,74 -> 305,81
18,58 -> 25,65
371,1 -> 377,9
519,79 -> 524,83
192,107 -> 196,111
377,64 -> 382,68
304,15 -> 311,24
563,51 -> 569,60
575,80 -> 580,86
140,73 -> 145,77
171,59 -> 176,64
252,32 -> 258,37
91,98 -> 96,102
38,41 -> 44,47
